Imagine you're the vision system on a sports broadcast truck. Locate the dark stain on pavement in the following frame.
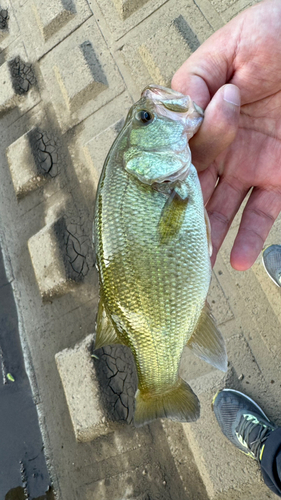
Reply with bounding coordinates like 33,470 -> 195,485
0,248 -> 53,499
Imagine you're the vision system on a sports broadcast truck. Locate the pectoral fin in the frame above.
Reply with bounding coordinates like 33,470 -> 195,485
187,303 -> 227,372
94,298 -> 123,350
174,182 -> 189,201
158,190 -> 187,243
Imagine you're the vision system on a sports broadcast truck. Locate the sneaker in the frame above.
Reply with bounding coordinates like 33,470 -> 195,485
262,244 -> 281,287
212,388 -> 277,461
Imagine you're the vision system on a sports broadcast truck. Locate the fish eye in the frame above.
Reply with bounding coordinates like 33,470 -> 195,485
135,110 -> 154,125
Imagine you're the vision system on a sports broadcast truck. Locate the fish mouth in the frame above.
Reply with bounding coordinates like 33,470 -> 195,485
142,84 -> 204,115
142,85 -> 187,101
141,84 -> 204,139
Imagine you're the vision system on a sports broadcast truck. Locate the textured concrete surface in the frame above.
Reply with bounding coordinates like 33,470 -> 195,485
55,335 -> 122,442
6,129 -> 47,197
0,0 -> 276,499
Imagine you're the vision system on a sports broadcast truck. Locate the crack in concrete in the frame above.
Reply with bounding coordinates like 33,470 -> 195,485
8,57 -> 36,95
0,8 -> 8,30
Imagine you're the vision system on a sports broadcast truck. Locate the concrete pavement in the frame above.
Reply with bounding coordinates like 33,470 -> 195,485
0,0 -> 278,498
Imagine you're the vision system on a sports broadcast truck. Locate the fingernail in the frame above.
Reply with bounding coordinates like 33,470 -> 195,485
223,84 -> 240,106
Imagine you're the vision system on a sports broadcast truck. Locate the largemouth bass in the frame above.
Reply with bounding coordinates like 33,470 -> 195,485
93,85 -> 227,426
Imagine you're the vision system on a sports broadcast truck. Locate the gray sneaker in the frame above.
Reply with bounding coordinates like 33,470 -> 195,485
262,244 -> 281,287
212,389 -> 277,461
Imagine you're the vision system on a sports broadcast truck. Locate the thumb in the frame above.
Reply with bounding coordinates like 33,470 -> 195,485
190,84 -> 241,171
171,16 -> 241,107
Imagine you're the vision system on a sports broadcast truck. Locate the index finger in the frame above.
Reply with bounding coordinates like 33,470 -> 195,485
230,188 -> 281,270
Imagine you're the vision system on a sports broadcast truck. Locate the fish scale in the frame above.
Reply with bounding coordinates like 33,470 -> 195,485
94,85 -> 227,426
98,163 -> 208,386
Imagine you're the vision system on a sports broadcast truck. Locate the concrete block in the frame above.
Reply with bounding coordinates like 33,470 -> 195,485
0,61 -> 20,112
5,127 -> 60,199
28,216 -> 91,300
93,344 -> 138,425
90,0 -> 165,40
53,42 -> 108,114
0,1 -> 20,53
56,332 -> 141,443
8,56 -> 36,94
6,129 -> 47,198
0,57 -> 36,113
55,335 -> 121,442
12,0 -> 91,61
0,42 -> 40,124
32,0 -> 76,41
28,219 -> 75,300
1,105 -> 65,217
118,1 -> 213,99
111,0 -> 150,20
39,17 -> 124,132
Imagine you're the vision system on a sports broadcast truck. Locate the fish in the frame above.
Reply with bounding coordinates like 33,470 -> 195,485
93,84 -> 227,427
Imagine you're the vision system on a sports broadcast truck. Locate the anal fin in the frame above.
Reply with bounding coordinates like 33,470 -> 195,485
187,303 -> 227,372
94,298 -> 124,350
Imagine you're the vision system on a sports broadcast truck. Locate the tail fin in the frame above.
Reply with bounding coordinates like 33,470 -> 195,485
134,379 -> 200,427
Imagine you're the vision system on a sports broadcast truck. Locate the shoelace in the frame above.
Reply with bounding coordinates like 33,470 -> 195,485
236,414 -> 273,459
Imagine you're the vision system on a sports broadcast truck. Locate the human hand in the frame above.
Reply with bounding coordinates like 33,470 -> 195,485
172,0 -> 281,271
